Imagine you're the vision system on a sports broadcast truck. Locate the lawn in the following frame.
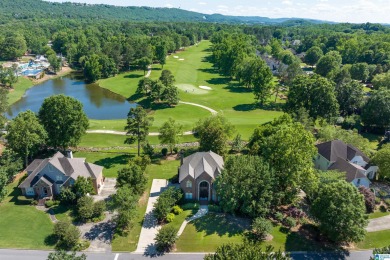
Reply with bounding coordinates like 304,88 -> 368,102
111,159 -> 179,251
0,179 -> 54,249
368,210 -> 390,219
358,229 -> 390,249
7,77 -> 34,104
97,41 -> 283,140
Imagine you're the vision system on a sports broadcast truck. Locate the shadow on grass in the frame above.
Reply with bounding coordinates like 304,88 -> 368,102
206,77 -> 231,86
94,154 -> 131,170
9,186 -> 33,205
191,213 -> 250,237
124,74 -> 143,79
259,102 -> 285,111
233,104 -> 258,112
285,224 -> 349,257
198,68 -> 219,74
224,84 -> 252,93
44,234 -> 58,247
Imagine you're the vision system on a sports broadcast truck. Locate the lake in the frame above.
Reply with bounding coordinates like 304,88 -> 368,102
7,73 -> 136,120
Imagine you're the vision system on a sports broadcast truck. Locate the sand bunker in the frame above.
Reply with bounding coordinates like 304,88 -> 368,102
173,56 -> 179,58
177,84 -> 208,94
179,58 -> 185,61
199,85 -> 212,90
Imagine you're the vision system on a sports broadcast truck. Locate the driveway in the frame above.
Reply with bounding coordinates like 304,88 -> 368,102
77,178 -> 117,252
366,214 -> 390,232
135,179 -> 169,255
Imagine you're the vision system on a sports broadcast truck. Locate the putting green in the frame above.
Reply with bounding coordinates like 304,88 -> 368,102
176,84 -> 209,94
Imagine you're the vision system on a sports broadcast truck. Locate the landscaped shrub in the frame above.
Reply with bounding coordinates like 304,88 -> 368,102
155,225 -> 178,252
359,186 -> 376,213
142,142 -> 154,157
181,202 -> 199,210
284,217 -> 296,229
274,212 -> 284,223
380,205 -> 387,212
116,165 -> 147,195
58,187 -> 76,205
77,196 -> 94,221
45,200 -> 55,208
53,221 -> 80,250
132,155 -> 151,171
251,217 -> 272,240
166,213 -> 175,223
172,205 -> 183,215
161,148 -> 168,156
74,240 -> 90,251
93,200 -> 106,220
173,147 -> 179,154
384,199 -> 390,206
154,187 -> 183,222
208,204 -> 222,213
30,200 -> 38,206
375,197 -> 381,205
378,190 -> 388,198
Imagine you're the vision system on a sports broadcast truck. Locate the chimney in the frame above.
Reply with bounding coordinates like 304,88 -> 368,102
179,149 -> 185,166
65,150 -> 73,159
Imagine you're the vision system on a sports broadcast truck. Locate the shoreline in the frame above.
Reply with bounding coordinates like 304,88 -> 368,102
8,66 -> 74,105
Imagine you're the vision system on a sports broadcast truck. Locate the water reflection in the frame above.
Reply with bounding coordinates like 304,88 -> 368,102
7,73 -> 136,120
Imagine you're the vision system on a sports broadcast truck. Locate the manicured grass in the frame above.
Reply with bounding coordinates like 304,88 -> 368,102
7,77 -> 34,104
51,204 -> 74,222
368,210 -> 390,219
166,209 -> 196,232
358,229 -> 390,249
97,41 -> 283,140
175,213 -> 247,252
0,179 -> 54,249
79,133 -> 128,148
89,119 -> 126,132
112,159 -> 179,251
74,151 -> 132,178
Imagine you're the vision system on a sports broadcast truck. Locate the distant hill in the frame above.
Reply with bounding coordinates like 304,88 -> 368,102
0,0 -> 334,24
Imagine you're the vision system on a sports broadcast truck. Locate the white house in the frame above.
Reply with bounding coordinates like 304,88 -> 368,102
314,140 -> 378,188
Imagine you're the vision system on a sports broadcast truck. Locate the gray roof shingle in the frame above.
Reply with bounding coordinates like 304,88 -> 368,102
316,140 -> 369,163
328,157 -> 368,182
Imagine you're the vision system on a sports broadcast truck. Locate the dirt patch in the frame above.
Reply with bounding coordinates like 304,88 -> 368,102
166,154 -> 178,161
0,143 -> 4,156
31,66 -> 73,84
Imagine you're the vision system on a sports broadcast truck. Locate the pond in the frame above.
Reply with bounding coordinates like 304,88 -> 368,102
7,73 -> 136,120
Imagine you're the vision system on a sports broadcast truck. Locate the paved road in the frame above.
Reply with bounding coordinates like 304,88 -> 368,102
367,214 -> 390,232
0,249 -> 373,260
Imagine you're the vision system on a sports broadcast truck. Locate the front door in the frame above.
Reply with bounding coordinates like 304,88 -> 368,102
199,181 -> 209,201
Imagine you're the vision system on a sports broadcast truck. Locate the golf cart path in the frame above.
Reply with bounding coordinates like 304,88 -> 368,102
178,101 -> 217,115
366,214 -> 390,232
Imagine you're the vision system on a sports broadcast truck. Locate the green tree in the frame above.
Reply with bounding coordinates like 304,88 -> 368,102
72,176 -> 94,198
204,244 -> 289,260
124,106 -> 154,156
361,88 -> 390,130
38,95 -> 89,149
53,221 -> 80,250
0,168 -> 8,202
359,186 -> 375,213
251,217 -> 272,241
372,144 -> 390,180
109,186 -> 138,233
162,85 -> 179,105
159,70 -> 175,87
155,44 -> 167,68
155,225 -> 178,252
335,80 -> 364,116
193,115 -> 234,155
137,57 -> 152,75
158,118 -> 183,154
83,54 -> 102,83
0,33 -> 27,60
48,54 -> 62,74
372,71 -> 390,90
315,51 -> 342,79
286,74 -> 339,121
136,78 -> 153,96
231,133 -> 244,153
216,156 -> 275,218
248,115 -> 317,204
0,88 -> 8,127
311,181 -> 367,243
77,196 -> 94,221
305,46 -> 323,66
116,164 -> 147,195
350,62 -> 369,82
6,110 -> 47,167
153,187 -> 182,222
47,250 -> 87,260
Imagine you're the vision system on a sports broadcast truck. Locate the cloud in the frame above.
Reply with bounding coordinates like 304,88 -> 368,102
198,2 -> 207,5
282,0 -> 293,5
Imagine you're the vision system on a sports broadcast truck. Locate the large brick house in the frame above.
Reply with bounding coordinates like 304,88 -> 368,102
178,151 -> 224,202
19,151 -> 104,198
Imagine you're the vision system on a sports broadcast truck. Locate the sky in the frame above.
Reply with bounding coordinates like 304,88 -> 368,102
47,0 -> 390,24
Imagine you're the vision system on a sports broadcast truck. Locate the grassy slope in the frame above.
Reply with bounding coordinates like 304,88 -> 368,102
97,41 -> 283,139
7,77 -> 34,104
0,179 -> 54,249
358,230 -> 390,249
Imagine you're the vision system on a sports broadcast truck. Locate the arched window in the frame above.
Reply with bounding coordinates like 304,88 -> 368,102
186,180 -> 192,188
